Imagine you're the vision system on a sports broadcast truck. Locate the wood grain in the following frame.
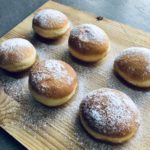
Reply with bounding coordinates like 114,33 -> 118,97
0,1 -> 150,150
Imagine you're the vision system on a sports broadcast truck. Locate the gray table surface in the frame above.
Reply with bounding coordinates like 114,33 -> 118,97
0,0 -> 150,149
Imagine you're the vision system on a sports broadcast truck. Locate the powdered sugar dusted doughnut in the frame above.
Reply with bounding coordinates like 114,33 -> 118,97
79,88 -> 140,143
29,60 -> 78,106
68,24 -> 110,62
114,47 -> 150,88
33,9 -> 70,39
0,38 -> 36,72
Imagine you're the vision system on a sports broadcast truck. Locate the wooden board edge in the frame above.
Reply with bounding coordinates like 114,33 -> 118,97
0,1 -> 150,150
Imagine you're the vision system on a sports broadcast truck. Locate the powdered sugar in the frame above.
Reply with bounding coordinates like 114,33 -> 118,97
0,36 -> 148,149
116,47 -> 150,60
114,47 -> 150,80
70,24 -> 107,43
45,60 -> 68,79
44,60 -> 73,85
0,38 -> 33,52
81,88 -> 140,135
0,26 -> 148,149
33,9 -> 67,28
0,38 -> 34,65
31,60 -> 74,85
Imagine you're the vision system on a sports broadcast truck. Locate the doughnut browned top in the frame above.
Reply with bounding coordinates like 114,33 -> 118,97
114,47 -> 150,81
0,38 -> 35,65
80,88 -> 140,137
29,60 -> 77,99
33,9 -> 69,29
69,24 -> 109,56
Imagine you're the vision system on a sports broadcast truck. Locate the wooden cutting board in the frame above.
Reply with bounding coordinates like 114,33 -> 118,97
0,1 -> 150,150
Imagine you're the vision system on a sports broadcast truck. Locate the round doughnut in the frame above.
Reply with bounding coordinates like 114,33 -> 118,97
68,24 -> 110,62
29,59 -> 78,106
32,9 -> 70,39
114,47 -> 150,88
79,88 -> 140,143
0,38 -> 36,72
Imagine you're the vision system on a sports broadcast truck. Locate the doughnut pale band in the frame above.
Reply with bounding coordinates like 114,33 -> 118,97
33,23 -> 70,39
69,47 -> 109,62
115,63 -> 150,88
29,83 -> 77,106
0,51 -> 36,72
80,113 -> 136,143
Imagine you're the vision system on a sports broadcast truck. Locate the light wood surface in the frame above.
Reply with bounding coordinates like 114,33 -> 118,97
0,1 -> 150,150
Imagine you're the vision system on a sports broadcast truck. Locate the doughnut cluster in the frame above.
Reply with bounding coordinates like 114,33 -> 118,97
1,8 -> 147,144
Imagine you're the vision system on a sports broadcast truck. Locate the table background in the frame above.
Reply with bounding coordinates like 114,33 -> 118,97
0,0 -> 150,149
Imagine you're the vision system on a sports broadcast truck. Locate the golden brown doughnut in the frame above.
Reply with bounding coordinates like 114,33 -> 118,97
0,38 -> 36,72
79,88 -> 140,143
29,59 -> 78,106
114,47 -> 150,88
68,24 -> 110,62
32,9 -> 70,39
